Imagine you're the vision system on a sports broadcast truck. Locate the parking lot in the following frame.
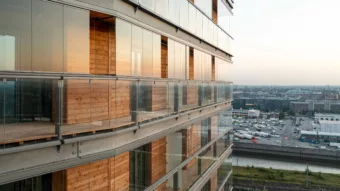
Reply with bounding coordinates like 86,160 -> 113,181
232,116 -> 324,149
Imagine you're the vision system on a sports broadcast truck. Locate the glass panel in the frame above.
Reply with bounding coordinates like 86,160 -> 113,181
218,0 -> 230,34
138,81 -> 170,123
116,19 -> 132,75
155,0 -> 168,20
32,0 -> 63,72
168,0 -> 179,25
113,80 -> 134,128
168,39 -> 175,78
188,3 -> 196,34
64,6 -> 90,74
90,80 -> 110,131
152,33 -> 161,78
216,131 -> 232,157
62,79 -> 91,134
165,174 -> 178,191
63,79 -> 135,135
194,49 -> 202,80
213,25 -> 218,47
218,155 -> 232,189
196,11 -> 203,38
140,0 -> 155,11
195,0 -> 212,19
1,78 -> 57,147
180,82 -> 199,112
0,0 -> 32,71
202,16 -> 209,42
179,0 -> 189,30
142,29 -> 153,77
132,25 -> 143,76
180,152 -> 216,190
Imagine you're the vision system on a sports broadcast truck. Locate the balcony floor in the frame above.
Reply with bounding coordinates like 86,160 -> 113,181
0,109 -> 172,145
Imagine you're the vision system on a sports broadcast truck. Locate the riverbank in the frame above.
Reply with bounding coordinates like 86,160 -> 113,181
233,166 -> 340,191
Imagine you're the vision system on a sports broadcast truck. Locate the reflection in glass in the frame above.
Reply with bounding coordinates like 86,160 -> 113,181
155,0 -> 168,20
142,30 -> 153,77
0,0 -> 32,71
64,6 -> 90,74
152,33 -> 161,78
169,0 -> 180,25
179,0 -> 189,30
132,25 -> 143,76
32,0 -> 63,72
116,19 -> 132,75
195,0 -> 212,19
188,4 -> 196,34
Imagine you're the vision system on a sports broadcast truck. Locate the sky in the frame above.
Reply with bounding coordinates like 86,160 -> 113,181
232,0 -> 340,85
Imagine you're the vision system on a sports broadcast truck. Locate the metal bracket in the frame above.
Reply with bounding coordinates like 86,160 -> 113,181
134,5 -> 139,13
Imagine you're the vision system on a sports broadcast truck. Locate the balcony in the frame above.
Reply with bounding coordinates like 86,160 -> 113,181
0,73 -> 232,147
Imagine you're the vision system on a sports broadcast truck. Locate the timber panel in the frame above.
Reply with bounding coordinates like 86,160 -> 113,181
150,138 -> 167,190
52,152 -> 129,191
152,82 -> 168,111
161,38 -> 168,78
212,0 -> 218,24
182,123 -> 201,169
90,18 -> 116,75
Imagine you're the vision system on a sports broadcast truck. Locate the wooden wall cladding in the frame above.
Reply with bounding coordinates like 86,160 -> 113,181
212,0 -> 218,24
161,41 -> 168,78
150,137 -> 167,190
52,152 -> 130,191
63,80 -> 130,125
182,123 -> 201,169
152,82 -> 168,111
189,49 -> 194,80
90,19 -> 116,75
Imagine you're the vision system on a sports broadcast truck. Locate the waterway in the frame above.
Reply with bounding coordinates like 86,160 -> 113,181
232,155 -> 340,174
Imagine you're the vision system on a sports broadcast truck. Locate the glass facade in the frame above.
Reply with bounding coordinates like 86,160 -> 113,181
129,112 -> 232,190
195,0 -> 213,19
131,0 -> 232,54
0,0 -> 233,189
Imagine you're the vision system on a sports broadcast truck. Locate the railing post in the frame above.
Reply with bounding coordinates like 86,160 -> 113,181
56,78 -> 64,140
213,142 -> 217,157
174,82 -> 179,113
131,80 -> 139,125
198,83 -> 203,106
214,83 -> 218,103
173,172 -> 179,190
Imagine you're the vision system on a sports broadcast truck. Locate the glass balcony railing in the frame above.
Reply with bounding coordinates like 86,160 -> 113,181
0,74 -> 232,147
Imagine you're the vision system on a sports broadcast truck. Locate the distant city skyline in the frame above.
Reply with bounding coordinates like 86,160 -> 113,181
233,0 -> 340,85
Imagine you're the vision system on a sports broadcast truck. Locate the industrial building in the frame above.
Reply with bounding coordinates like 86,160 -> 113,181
290,101 -> 340,114
0,0 -> 234,190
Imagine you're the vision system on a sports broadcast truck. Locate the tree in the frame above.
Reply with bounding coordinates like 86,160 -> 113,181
288,110 -> 295,116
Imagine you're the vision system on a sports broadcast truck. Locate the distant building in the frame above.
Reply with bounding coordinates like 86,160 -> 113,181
232,109 -> 260,118
315,113 -> 340,121
290,101 -> 340,113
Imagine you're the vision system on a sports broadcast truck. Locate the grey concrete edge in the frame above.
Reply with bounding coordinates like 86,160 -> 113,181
0,106 -> 231,185
0,141 -> 61,156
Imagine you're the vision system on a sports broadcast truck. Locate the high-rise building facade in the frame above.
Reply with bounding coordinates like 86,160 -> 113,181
0,0 -> 233,190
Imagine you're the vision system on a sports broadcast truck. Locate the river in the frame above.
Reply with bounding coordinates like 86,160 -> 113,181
232,155 -> 340,174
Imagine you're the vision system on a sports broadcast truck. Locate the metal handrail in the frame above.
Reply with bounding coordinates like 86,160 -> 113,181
0,70 -> 233,84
